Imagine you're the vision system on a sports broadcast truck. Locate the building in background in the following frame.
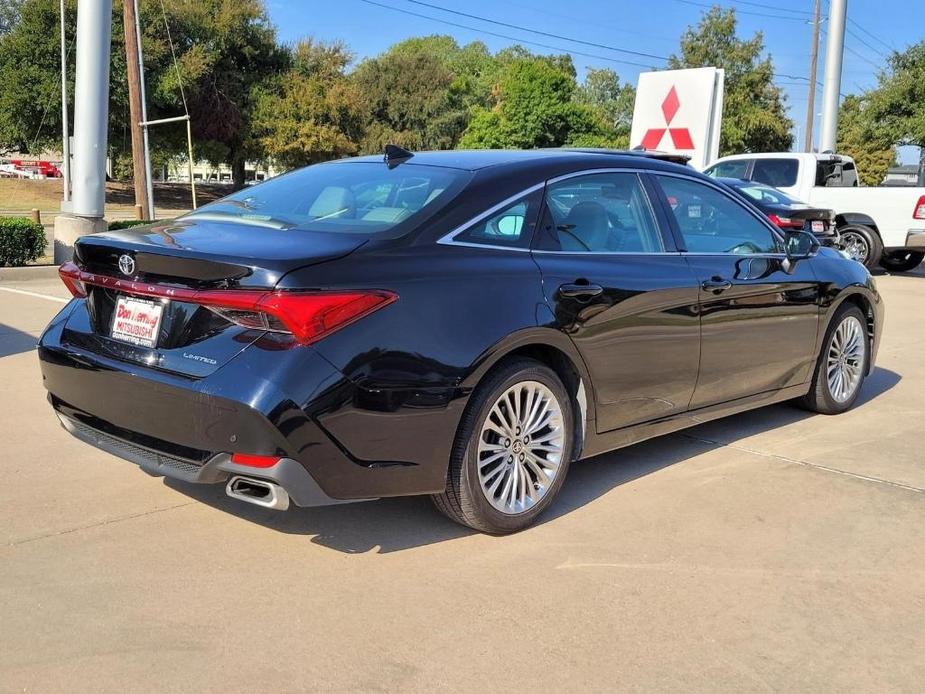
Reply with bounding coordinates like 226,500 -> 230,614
882,164 -> 920,186
163,159 -> 281,185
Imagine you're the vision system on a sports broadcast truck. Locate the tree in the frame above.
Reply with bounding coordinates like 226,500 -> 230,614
864,41 -> 925,183
251,39 -> 364,168
669,7 -> 792,155
459,55 -> 614,149
351,36 -> 487,152
573,68 -> 635,148
837,95 -> 894,186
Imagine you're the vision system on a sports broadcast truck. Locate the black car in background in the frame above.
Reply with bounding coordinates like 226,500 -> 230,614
718,177 -> 840,248
40,148 -> 881,534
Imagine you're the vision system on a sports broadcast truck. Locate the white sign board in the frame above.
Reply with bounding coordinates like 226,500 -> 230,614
629,67 -> 725,170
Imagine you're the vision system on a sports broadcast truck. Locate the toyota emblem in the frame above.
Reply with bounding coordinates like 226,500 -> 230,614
118,254 -> 136,276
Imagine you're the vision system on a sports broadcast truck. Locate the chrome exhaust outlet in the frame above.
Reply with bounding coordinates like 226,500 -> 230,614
225,476 -> 290,511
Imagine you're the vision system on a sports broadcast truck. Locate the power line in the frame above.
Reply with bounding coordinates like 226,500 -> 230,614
354,0 -> 662,68
846,16 -> 895,53
666,0 -> 810,22
400,0 -> 668,61
845,26 -> 889,60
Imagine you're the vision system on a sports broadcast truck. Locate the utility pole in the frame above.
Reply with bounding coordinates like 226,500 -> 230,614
122,0 -> 150,219
804,0 -> 822,152
819,0 -> 847,153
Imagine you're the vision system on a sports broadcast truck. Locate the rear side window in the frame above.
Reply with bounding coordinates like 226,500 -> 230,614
751,159 -> 798,188
705,160 -> 751,180
452,192 -> 541,249
536,172 -> 664,253
184,162 -> 472,238
656,175 -> 781,254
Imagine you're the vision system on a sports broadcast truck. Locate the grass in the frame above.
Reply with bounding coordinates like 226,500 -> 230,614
0,178 -> 230,214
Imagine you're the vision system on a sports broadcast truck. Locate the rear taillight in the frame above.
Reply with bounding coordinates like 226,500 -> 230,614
57,261 -> 397,345
913,195 -> 925,220
767,214 -> 804,229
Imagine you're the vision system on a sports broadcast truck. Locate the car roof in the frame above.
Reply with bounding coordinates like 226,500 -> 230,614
341,148 -> 691,173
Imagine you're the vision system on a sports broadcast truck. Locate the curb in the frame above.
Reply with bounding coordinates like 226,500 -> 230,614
0,264 -> 59,282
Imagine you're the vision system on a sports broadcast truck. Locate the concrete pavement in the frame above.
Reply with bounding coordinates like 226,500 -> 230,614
0,268 -> 922,693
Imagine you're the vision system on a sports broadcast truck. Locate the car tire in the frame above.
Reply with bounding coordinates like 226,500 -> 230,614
797,303 -> 869,415
432,358 -> 574,534
878,250 -> 924,273
838,224 -> 882,270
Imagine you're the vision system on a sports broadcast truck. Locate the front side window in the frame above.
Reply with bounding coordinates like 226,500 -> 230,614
751,158 -> 799,188
657,176 -> 781,255
184,162 -> 472,238
536,172 -> 664,253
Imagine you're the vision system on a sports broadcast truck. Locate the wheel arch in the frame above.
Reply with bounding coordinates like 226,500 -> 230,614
460,329 -> 594,461
835,213 -> 881,237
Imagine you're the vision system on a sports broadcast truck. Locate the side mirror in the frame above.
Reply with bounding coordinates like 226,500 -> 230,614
784,229 -> 819,260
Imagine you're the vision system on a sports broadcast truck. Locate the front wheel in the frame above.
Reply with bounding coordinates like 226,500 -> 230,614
432,358 -> 574,534
838,224 -> 882,270
879,250 -> 924,273
798,304 -> 869,415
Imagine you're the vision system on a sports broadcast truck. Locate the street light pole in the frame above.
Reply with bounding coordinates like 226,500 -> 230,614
59,0 -> 71,204
819,0 -> 847,153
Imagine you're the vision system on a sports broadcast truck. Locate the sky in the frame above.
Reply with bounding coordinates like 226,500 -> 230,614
266,0 -> 924,161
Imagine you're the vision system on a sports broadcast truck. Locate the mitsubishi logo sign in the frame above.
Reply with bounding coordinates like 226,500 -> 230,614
640,86 -> 695,150
629,67 -> 725,170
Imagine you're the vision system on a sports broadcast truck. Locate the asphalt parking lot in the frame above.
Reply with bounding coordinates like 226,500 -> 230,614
0,266 -> 922,693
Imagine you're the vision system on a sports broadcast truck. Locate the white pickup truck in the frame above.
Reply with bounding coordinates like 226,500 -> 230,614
703,152 -> 925,272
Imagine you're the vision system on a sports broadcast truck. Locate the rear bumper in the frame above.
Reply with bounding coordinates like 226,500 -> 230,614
38,306 -> 453,503
56,412 -> 347,506
904,229 -> 925,249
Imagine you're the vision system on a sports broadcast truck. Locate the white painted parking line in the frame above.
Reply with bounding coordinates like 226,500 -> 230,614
0,286 -> 69,304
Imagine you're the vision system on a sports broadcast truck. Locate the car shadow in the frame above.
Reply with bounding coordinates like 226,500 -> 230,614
0,323 -> 38,358
165,367 -> 901,554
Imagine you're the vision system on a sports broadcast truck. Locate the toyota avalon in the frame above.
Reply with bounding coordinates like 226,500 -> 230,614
39,147 -> 882,534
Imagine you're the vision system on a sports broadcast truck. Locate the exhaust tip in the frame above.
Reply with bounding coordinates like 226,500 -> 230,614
226,475 -> 290,511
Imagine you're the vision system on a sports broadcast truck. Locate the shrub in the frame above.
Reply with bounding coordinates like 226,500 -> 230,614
108,219 -> 156,231
0,217 -> 46,267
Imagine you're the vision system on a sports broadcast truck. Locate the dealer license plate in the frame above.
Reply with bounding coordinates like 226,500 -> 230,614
811,220 -> 825,233
111,296 -> 164,348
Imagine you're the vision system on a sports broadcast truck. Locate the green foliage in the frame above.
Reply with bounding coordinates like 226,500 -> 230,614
573,68 -> 635,135
669,7 -> 792,155
459,56 -> 614,150
252,39 -> 364,168
0,216 -> 45,266
107,219 -> 155,230
837,95 -> 894,186
0,0 -> 23,35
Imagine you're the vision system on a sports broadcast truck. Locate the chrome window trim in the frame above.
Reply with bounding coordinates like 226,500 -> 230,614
436,182 -> 546,250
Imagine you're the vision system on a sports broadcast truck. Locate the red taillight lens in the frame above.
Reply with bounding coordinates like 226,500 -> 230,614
56,261 -> 397,345
59,261 -> 87,298
767,214 -> 803,229
230,453 -> 281,468
913,195 -> 925,220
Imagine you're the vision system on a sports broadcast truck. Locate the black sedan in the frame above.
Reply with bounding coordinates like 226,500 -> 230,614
717,177 -> 839,247
40,148 -> 882,534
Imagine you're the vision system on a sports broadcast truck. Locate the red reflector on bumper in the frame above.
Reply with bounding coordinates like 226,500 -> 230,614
231,453 -> 281,468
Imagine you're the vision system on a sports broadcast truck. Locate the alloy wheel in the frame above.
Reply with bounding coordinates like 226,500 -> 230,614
476,381 -> 565,515
840,230 -> 869,263
826,315 -> 865,403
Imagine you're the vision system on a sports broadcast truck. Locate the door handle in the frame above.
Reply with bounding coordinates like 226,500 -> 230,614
701,277 -> 732,294
558,282 -> 604,299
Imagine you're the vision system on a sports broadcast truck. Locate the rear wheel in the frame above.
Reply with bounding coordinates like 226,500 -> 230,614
798,304 -> 869,415
432,359 -> 573,534
838,224 -> 882,270
879,250 -> 924,273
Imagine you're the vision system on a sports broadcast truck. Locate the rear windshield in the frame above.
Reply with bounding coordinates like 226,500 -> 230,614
183,161 -> 472,237
726,180 -> 800,205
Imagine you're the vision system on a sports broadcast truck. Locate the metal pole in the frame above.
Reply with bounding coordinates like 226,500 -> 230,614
134,0 -> 155,219
122,0 -> 148,219
187,119 -> 197,209
59,0 -> 70,204
804,0 -> 822,152
71,0 -> 112,217
819,0 -> 847,153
